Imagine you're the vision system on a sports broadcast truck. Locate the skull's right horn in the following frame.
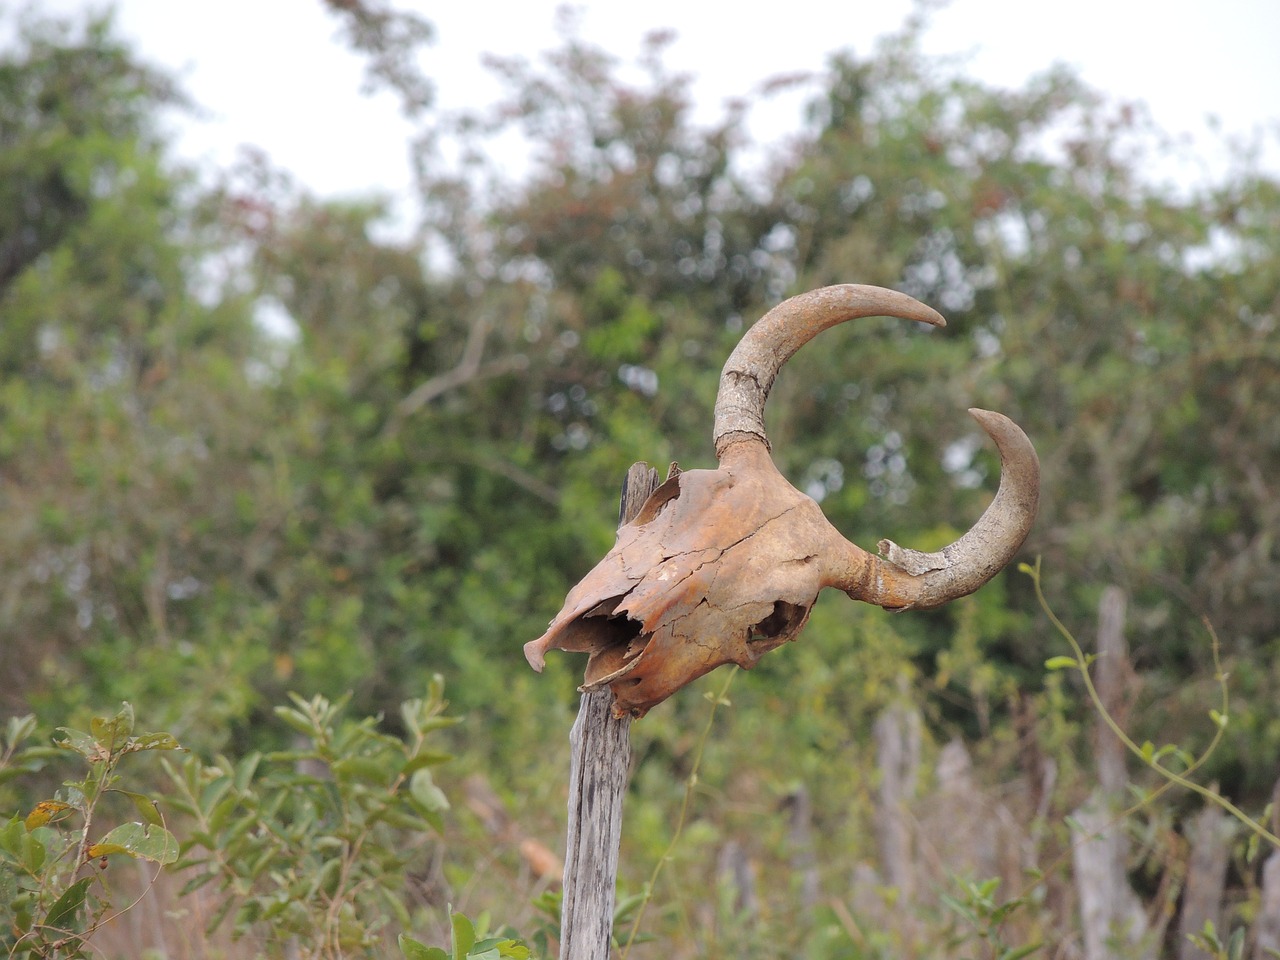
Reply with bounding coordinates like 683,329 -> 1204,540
712,284 -> 1040,611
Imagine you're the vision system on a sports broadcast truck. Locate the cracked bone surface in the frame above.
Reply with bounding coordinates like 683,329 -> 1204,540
524,285 -> 1040,717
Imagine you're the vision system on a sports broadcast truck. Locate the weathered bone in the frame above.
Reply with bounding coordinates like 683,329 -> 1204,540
525,284 -> 1040,717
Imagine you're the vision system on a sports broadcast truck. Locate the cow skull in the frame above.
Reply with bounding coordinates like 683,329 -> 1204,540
524,285 -> 1040,717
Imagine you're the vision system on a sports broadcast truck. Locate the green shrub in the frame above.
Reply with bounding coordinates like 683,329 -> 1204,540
162,677 -> 459,958
0,704 -> 182,958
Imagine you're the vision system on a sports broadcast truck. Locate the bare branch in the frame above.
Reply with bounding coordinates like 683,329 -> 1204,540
385,316 -> 528,435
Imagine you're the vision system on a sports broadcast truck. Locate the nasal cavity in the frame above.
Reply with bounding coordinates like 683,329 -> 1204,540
584,615 -> 647,685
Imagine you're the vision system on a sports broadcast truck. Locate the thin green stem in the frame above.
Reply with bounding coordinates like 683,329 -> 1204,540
1024,557 -> 1279,849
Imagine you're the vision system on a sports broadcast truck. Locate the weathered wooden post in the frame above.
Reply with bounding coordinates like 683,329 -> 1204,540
1257,782 -> 1280,960
556,463 -> 658,960
1070,586 -> 1166,959
526,284 -> 1040,956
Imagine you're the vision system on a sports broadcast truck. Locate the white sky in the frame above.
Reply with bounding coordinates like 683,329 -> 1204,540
31,0 -> 1280,202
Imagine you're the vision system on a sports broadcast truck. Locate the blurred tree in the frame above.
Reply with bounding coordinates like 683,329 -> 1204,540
2,2 -> 1276,795
320,0 -> 435,115
3,6 -> 1280,955
0,10 -> 267,738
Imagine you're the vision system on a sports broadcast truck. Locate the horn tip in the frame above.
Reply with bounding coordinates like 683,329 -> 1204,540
967,407 -> 1012,432
967,408 -> 1034,444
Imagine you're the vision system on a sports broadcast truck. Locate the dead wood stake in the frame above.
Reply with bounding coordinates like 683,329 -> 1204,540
558,462 -> 660,960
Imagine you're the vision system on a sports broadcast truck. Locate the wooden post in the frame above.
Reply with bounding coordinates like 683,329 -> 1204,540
558,462 -> 660,960
1071,586 -> 1153,960
1177,802 -> 1234,960
1257,848 -> 1280,960
873,702 -> 921,902
1094,585 -> 1131,796
784,785 -> 819,913
1257,778 -> 1280,960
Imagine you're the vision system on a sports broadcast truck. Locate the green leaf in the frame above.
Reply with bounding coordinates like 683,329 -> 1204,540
178,869 -> 219,898
398,934 -> 449,960
402,751 -> 455,775
43,876 -> 94,930
451,912 -> 476,960
4,714 -> 37,751
612,888 -> 647,922
370,804 -> 431,831
315,857 -> 342,898
3,815 -> 27,856
273,706 -> 318,738
416,716 -> 463,734
91,822 -> 179,864
117,789 -> 164,826
18,827 -> 47,873
998,943 -> 1044,960
410,768 -> 449,814
473,939 -> 531,959
331,756 -> 390,785
0,862 -> 16,908
90,702 -> 135,749
127,731 -> 183,752
234,752 -> 262,791
207,792 -> 241,835
1044,656 -> 1077,671
1209,709 -> 1228,729
199,775 -> 232,814
54,728 -> 100,759
206,893 -> 237,935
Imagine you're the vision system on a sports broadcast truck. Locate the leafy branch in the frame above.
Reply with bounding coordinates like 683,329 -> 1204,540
1,703 -> 183,959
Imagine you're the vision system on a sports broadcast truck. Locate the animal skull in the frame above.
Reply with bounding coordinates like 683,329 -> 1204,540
524,285 -> 1040,717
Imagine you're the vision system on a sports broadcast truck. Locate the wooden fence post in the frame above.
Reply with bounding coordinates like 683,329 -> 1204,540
873,702 -> 921,903
1178,802 -> 1234,960
1071,586 -> 1153,959
557,462 -> 660,960
1253,778 -> 1280,960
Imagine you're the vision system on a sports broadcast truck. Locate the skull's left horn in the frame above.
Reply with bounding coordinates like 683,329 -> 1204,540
712,284 -> 1040,611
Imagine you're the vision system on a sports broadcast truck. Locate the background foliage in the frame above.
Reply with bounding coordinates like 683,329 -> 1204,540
1,3 -> 1277,957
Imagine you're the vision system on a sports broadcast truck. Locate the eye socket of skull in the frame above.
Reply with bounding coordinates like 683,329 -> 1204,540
749,600 -> 808,643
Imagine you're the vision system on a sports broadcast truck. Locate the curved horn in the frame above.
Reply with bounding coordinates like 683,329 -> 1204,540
714,284 -> 1040,611
713,284 -> 945,459
830,408 -> 1040,609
